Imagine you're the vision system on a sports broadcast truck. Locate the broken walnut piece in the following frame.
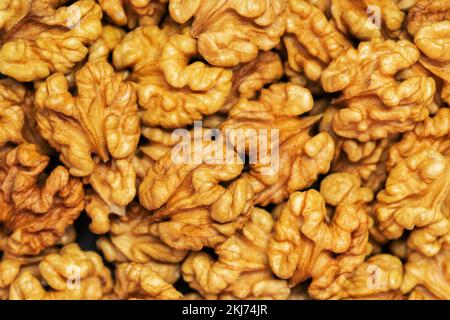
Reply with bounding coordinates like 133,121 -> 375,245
221,82 -> 335,206
268,172 -> 373,299
97,202 -> 187,264
331,0 -> 405,40
89,24 -> 126,62
84,157 -> 136,233
169,0 -> 287,67
284,0 -> 351,82
113,25 -> 233,128
182,207 -> 290,300
35,59 -> 140,178
0,143 -> 84,256
321,39 -> 435,142
138,136 -> 253,251
114,262 -> 182,300
221,51 -> 283,113
0,78 -> 25,147
376,108 -> 450,257
0,0 -> 102,82
401,249 -> 450,299
98,0 -> 167,28
407,0 -> 450,105
8,244 -> 113,300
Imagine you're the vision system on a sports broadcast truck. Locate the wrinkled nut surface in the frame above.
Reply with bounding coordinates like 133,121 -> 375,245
114,262 -> 182,300
98,0 -> 167,28
401,249 -> 450,299
0,0 -> 103,82
268,172 -> 373,299
221,82 -> 335,206
285,0 -> 351,82
376,108 -> 450,257
9,244 -> 112,300
0,143 -> 84,256
321,39 -> 436,142
331,0 -> 405,40
169,0 -> 287,67
407,0 -> 450,105
97,203 -> 187,263
139,137 -> 253,250
182,207 -> 290,300
0,79 -> 25,147
1,0 -> 450,301
113,25 -> 233,128
35,59 -> 140,177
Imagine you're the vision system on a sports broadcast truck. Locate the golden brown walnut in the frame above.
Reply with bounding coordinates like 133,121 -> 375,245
0,143 -> 84,256
113,25 -> 233,128
221,82 -> 335,206
406,0 -> 450,35
182,207 -> 290,300
35,59 -> 140,219
0,226 -> 76,299
114,262 -> 183,300
401,249 -> 450,299
84,157 -> 136,232
407,0 -> 450,105
89,24 -> 126,62
320,106 -> 395,192
0,79 -> 25,147
98,0 -> 167,28
138,137 -> 253,250
97,203 -> 187,264
168,0 -> 287,67
337,254 -> 403,299
268,172 -> 373,299
0,0 -> 102,82
8,244 -> 113,300
284,0 -> 351,82
331,0 -> 405,40
35,59 -> 140,177
221,51 -> 283,112
376,108 -> 450,257
321,39 -> 435,142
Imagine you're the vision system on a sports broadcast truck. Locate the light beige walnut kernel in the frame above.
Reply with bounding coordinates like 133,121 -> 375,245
0,79 -> 25,147
407,0 -> 450,105
35,59 -> 140,219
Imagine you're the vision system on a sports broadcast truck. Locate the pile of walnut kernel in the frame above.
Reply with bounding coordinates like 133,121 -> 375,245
0,0 -> 449,300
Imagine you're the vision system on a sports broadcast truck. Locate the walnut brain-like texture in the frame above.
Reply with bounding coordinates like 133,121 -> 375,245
0,0 -> 449,301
